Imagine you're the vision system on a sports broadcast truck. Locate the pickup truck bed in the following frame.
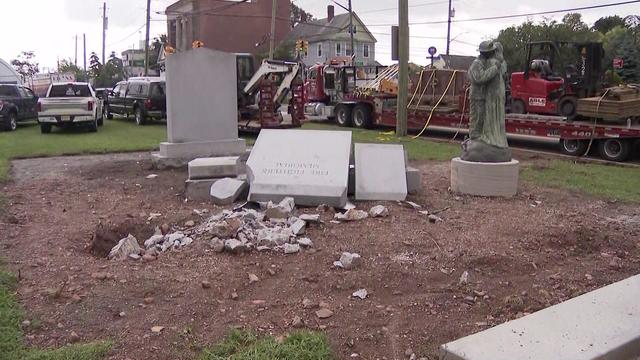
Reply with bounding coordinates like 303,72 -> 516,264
38,83 -> 103,133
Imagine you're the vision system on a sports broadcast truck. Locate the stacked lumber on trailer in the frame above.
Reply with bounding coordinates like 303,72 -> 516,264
409,69 -> 467,107
577,86 -> 640,119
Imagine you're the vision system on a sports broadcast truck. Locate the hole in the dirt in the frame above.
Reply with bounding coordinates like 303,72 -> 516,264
90,218 -> 156,258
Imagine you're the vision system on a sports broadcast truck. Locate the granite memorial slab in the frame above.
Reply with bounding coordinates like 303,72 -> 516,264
246,129 -> 352,207
355,143 -> 407,201
152,47 -> 245,167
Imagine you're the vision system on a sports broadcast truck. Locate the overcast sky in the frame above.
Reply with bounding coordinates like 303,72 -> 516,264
0,0 -> 637,70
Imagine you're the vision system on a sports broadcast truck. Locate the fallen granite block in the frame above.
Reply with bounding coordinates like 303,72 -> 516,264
406,166 -> 422,194
108,234 -> 142,260
186,178 -> 220,202
188,156 -> 240,180
209,177 -> 248,205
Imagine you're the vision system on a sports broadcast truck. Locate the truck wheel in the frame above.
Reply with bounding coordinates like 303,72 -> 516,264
106,105 -> 113,120
352,104 -> 372,129
560,139 -> 588,156
558,97 -> 577,120
88,118 -> 98,132
511,99 -> 526,114
598,139 -> 631,162
97,113 -> 104,126
335,104 -> 352,127
40,123 -> 52,134
4,112 -> 17,131
135,107 -> 146,126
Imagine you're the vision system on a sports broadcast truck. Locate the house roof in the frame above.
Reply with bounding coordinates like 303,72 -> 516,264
288,12 -> 376,44
439,54 -> 476,70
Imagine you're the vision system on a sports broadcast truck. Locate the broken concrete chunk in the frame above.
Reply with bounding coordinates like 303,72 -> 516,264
334,209 -> 369,222
352,289 -> 368,300
224,239 -> 246,253
369,205 -> 389,218
290,219 -> 306,235
299,214 -> 321,222
284,243 -> 301,254
166,232 -> 185,243
428,214 -> 443,223
297,237 -> 313,248
336,252 -> 362,270
108,234 -> 142,260
144,234 -> 165,249
208,238 -> 225,253
315,308 -> 334,319
209,177 -> 248,205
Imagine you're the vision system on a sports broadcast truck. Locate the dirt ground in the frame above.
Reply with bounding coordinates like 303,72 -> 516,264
1,152 -> 639,360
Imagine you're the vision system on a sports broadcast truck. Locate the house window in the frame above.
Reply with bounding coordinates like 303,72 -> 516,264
345,42 -> 352,56
363,44 -> 370,58
336,42 -> 342,56
317,43 -> 323,58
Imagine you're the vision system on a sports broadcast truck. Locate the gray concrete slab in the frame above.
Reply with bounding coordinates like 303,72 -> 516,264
188,156 -> 240,180
246,129 -> 351,208
355,143 -> 407,201
440,274 -> 640,360
209,177 -> 248,205
185,178 -> 220,202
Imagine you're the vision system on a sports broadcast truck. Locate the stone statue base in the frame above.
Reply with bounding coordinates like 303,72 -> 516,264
450,157 -> 519,197
461,139 -> 512,163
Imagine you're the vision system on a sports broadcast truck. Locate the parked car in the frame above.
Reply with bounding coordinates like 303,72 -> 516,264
0,84 -> 39,131
106,77 -> 166,125
37,82 -> 104,133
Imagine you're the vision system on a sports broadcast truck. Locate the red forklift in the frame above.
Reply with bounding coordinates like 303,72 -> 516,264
510,41 -> 604,119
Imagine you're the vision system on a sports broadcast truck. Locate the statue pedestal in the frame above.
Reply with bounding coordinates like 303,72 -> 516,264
450,157 -> 519,197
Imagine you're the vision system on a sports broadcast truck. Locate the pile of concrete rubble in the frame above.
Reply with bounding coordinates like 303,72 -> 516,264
107,197 -> 392,260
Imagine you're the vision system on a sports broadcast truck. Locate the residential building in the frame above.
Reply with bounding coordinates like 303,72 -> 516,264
166,0 -> 291,55
288,5 -> 377,67
122,48 -> 146,78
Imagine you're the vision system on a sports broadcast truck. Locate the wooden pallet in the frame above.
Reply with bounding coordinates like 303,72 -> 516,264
577,96 -> 640,119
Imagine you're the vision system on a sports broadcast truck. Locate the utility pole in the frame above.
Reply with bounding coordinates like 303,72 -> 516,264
83,34 -> 87,80
269,0 -> 277,59
348,0 -> 355,65
446,0 -> 453,55
144,0 -> 151,76
75,35 -> 78,66
102,2 -> 107,64
396,0 -> 409,137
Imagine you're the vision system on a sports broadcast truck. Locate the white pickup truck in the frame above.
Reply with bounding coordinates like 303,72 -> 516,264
38,82 -> 104,133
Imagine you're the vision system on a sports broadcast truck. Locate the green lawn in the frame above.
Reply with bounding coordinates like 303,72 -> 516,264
522,160 -> 640,202
0,265 -> 111,360
0,118 -> 167,181
199,329 -> 333,360
302,122 -> 461,161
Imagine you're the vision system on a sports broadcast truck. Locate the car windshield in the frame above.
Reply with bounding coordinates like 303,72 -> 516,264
49,84 -> 92,97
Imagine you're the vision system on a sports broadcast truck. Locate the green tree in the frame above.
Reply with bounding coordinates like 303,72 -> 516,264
10,51 -> 39,81
616,36 -> 639,82
89,52 -> 102,79
290,3 -> 315,28
148,34 -> 168,71
57,59 -> 87,82
592,16 -> 626,34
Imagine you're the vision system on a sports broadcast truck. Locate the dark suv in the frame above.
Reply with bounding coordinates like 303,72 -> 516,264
105,77 -> 166,125
0,84 -> 38,131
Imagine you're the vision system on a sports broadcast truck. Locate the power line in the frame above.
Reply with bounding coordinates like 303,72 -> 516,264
108,23 -> 146,47
366,0 -> 640,26
358,0 -> 452,14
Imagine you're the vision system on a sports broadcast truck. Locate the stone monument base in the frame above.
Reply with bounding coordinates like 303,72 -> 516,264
450,157 -> 519,197
151,139 -> 246,169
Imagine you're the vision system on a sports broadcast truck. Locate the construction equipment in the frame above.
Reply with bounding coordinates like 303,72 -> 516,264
510,41 -> 605,118
240,59 -> 305,132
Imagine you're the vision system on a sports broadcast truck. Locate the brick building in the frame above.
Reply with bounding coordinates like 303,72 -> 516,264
166,0 -> 291,55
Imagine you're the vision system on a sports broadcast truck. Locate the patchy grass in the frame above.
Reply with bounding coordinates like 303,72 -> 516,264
199,329 -> 334,360
0,266 -> 111,360
302,122 -> 460,161
522,160 -> 640,202
0,118 -> 167,182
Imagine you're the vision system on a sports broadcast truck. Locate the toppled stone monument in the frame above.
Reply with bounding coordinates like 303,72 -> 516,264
152,47 -> 245,168
355,143 -> 408,201
246,129 -> 352,207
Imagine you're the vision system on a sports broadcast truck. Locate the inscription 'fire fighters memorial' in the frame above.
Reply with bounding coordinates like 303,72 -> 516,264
246,129 -> 352,207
